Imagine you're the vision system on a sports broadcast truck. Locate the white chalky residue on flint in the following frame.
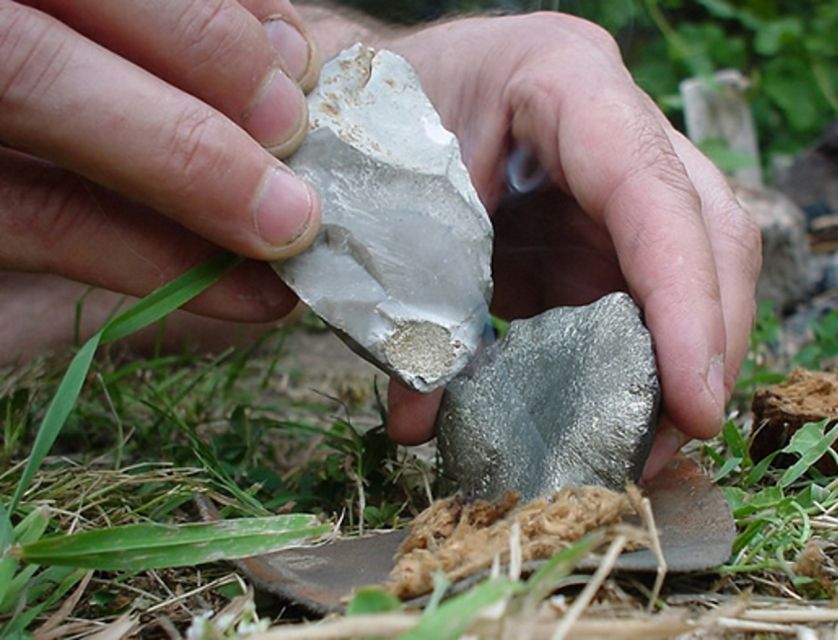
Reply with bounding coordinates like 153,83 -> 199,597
272,44 -> 493,392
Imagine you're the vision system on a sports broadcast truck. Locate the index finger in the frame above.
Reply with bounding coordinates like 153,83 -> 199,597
0,2 -> 320,261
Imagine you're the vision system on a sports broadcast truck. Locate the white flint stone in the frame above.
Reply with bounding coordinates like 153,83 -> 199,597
272,45 -> 493,391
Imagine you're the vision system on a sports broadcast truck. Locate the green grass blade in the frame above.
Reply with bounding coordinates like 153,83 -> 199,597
0,564 -> 38,614
100,252 -> 242,344
0,504 -> 14,608
523,532 -> 601,606
7,253 -> 242,514
8,335 -> 101,514
401,577 -> 520,640
346,587 -> 402,616
16,515 -> 330,571
0,567 -> 86,638
13,507 -> 50,545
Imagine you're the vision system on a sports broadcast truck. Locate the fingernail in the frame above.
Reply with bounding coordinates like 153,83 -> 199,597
263,18 -> 311,83
253,167 -> 313,249
245,68 -> 306,149
706,353 -> 726,420
642,426 -> 689,481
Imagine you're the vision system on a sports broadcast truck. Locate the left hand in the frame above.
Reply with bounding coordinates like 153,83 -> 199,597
383,12 -> 762,479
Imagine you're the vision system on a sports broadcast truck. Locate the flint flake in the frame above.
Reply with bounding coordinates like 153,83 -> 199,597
272,45 -> 493,392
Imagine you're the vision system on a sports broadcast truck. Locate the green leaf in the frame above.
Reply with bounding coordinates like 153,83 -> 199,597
0,567 -> 86,638
713,456 -> 743,483
6,253 -> 242,514
743,451 -> 778,487
13,507 -> 50,546
779,420 -> 838,487
0,564 -> 38,615
8,335 -> 100,514
0,504 -> 14,610
753,17 -> 803,56
762,56 -> 830,132
722,420 -> 748,458
16,515 -> 329,571
698,138 -> 756,174
100,253 -> 242,344
424,571 -> 450,614
401,577 -> 520,640
523,533 -> 601,606
346,587 -> 402,616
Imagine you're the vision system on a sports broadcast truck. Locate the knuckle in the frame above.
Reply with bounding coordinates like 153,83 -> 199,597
610,102 -> 701,214
30,175 -> 103,266
159,105 -> 229,195
532,11 -> 621,59
173,0 -> 249,73
0,3 -> 72,107
722,201 -> 764,282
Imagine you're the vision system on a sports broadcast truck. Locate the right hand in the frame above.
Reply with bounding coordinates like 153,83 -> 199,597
0,0 -> 321,321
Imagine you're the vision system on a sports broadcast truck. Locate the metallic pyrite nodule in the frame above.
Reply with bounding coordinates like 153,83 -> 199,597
437,293 -> 661,500
272,45 -> 493,392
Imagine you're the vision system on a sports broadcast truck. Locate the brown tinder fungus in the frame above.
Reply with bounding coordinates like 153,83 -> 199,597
751,368 -> 838,474
387,486 -> 640,599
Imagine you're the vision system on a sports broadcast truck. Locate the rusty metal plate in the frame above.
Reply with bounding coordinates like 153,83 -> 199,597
206,455 -> 734,614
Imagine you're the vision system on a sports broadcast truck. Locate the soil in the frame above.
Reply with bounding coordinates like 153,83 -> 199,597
750,368 -> 838,472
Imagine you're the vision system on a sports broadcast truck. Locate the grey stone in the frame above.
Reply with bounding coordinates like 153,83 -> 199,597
681,70 -> 763,188
437,293 -> 660,500
272,45 -> 493,392
774,120 -> 838,223
732,182 -> 813,310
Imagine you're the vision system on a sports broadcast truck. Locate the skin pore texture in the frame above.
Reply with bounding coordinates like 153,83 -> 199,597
0,1 -> 761,479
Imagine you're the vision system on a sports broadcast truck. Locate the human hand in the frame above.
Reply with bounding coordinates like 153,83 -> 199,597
385,13 -> 762,478
0,0 -> 321,322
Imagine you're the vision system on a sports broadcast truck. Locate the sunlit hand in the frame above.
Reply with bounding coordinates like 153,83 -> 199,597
385,12 -> 762,478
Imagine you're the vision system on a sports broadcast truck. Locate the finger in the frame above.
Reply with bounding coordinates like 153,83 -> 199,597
236,0 -> 321,91
0,272 -> 287,366
667,130 -> 762,396
510,69 -> 727,441
0,147 -> 298,321
641,417 -> 690,481
0,3 -> 320,261
386,380 -> 442,445
22,0 -> 316,151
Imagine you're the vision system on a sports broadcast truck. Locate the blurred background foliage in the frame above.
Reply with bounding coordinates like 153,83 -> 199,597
334,0 -> 837,171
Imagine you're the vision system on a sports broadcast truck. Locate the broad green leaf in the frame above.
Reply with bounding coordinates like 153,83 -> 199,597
401,578 -> 520,640
16,515 -> 329,571
346,587 -> 402,616
779,420 -> 838,487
